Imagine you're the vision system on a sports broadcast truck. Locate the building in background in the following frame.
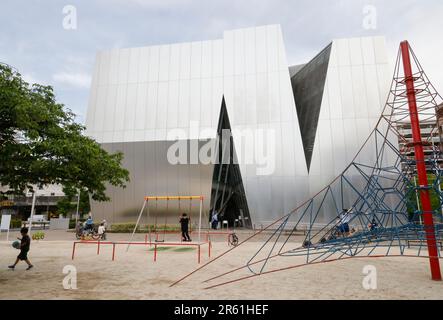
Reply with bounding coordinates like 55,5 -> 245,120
397,121 -> 443,174
85,24 -> 393,227
0,185 -> 65,220
437,103 -> 443,154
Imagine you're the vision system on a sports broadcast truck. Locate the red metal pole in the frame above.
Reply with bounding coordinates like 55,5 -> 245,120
72,242 -> 76,260
401,40 -> 442,281
97,240 -> 100,255
154,244 -> 157,262
208,241 -> 211,258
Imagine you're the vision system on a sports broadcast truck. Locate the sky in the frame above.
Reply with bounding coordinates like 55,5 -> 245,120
1,0 -> 442,123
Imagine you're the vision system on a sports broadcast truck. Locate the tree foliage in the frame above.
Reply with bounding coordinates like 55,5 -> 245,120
57,188 -> 91,216
0,63 -> 129,201
407,174 -> 443,222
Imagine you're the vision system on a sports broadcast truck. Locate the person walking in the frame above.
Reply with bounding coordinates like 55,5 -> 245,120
8,227 -> 33,270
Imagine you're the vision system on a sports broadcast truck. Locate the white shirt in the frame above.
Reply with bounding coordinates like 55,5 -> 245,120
340,212 -> 352,224
98,225 -> 106,235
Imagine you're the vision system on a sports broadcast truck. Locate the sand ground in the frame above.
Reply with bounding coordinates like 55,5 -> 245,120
0,230 -> 442,300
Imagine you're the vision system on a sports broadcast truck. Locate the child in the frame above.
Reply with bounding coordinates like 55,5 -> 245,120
180,213 -> 192,242
98,222 -> 106,240
369,218 -> 378,231
8,227 -> 33,270
337,209 -> 353,237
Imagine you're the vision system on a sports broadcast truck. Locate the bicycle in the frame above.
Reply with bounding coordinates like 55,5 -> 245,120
76,225 -> 100,240
228,233 -> 239,246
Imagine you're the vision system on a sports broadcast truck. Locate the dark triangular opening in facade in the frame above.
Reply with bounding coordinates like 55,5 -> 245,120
290,43 -> 332,172
209,96 -> 252,229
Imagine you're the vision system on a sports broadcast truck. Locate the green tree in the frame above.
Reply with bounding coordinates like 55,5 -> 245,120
407,174 -> 443,222
0,63 -> 129,201
57,189 -> 90,217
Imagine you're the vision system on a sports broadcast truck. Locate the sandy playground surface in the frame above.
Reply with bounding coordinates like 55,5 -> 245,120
0,230 -> 442,300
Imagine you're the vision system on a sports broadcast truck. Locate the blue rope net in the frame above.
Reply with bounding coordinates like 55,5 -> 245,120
171,43 -> 443,289
242,44 -> 443,277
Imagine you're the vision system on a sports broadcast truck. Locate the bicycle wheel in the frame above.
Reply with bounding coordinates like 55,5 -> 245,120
91,232 -> 101,240
228,233 -> 239,246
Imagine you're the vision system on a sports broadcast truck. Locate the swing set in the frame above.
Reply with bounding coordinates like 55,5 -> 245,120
72,196 -> 212,265
127,196 -> 205,251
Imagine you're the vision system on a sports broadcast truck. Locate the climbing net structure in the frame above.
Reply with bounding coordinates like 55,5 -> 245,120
171,41 -> 443,289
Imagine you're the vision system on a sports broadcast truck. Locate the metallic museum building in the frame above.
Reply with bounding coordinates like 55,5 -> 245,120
85,25 -> 391,227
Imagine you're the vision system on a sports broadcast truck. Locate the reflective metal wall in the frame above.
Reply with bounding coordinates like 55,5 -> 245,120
93,140 -> 214,225
85,25 -> 393,227
306,36 -> 392,224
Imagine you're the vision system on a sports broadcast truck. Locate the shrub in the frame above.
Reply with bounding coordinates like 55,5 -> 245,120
69,219 -> 85,229
32,231 -> 45,240
107,223 -> 181,233
10,219 -> 22,229
109,223 -> 139,233
141,224 -> 181,232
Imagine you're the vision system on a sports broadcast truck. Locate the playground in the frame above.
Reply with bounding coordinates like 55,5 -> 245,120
0,230 -> 442,300
1,41 -> 443,300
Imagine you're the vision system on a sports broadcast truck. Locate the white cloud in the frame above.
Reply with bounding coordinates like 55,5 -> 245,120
52,72 -> 91,88
2,0 -> 442,125
116,0 -> 193,9
22,73 -> 46,85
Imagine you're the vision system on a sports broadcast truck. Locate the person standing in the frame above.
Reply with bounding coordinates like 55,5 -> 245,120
211,210 -> 219,230
8,227 -> 33,270
180,213 -> 192,242
98,222 -> 107,240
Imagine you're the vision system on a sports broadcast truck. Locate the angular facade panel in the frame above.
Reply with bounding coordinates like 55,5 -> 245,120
290,44 -> 332,170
